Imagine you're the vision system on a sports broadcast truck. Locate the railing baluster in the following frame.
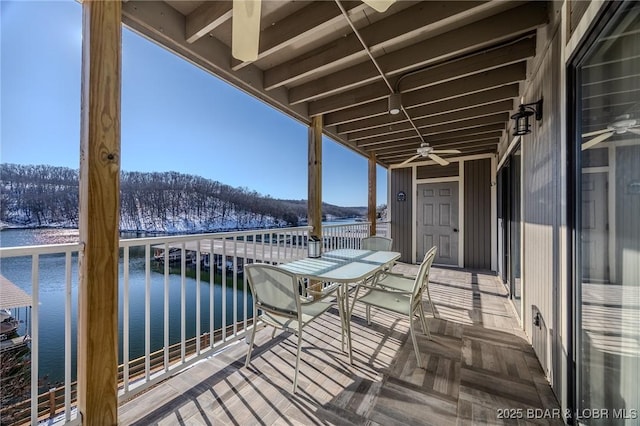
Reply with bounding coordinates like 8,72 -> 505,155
209,238 -> 214,349
245,235 -> 251,332
64,251 -> 72,422
222,239 -> 227,342
270,233 -> 275,264
31,253 -> 39,426
180,242 -> 186,363
163,242 -> 170,372
145,244 -> 151,381
123,247 -> 130,393
196,240 -> 201,356
232,238 -> 237,336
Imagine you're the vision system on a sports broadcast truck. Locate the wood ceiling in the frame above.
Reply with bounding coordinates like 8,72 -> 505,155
122,1 -> 550,167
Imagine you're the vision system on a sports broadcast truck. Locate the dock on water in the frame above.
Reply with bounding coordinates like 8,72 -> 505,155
152,239 -> 308,266
0,275 -> 31,352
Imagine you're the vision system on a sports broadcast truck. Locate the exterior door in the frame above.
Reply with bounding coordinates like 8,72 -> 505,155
417,182 -> 459,265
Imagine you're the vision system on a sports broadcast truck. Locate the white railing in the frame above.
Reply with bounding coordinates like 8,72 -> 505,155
323,222 -> 370,251
376,220 -> 390,238
0,242 -> 82,426
0,222 -> 371,425
116,226 -> 313,401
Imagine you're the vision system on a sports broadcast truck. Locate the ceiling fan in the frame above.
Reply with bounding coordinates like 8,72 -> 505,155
399,143 -> 461,166
581,115 -> 640,151
232,0 -> 396,61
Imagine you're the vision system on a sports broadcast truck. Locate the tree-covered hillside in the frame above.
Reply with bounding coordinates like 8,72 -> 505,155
0,164 -> 366,232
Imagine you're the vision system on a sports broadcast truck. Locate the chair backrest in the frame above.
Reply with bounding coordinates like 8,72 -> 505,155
411,246 -> 437,302
422,245 -> 437,263
245,264 -> 300,318
361,236 -> 393,251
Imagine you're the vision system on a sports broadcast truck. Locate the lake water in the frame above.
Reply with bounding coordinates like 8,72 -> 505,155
0,228 -> 251,387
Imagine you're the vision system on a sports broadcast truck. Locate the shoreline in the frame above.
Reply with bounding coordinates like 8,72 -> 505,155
0,218 -> 365,236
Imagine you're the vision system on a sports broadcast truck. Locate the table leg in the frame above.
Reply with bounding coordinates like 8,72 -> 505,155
340,283 -> 353,364
336,286 -> 346,352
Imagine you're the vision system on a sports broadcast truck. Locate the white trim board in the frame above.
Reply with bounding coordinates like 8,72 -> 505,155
491,154 -> 497,272
458,161 -> 465,268
411,166 -> 418,264
497,135 -> 522,171
416,176 -> 460,184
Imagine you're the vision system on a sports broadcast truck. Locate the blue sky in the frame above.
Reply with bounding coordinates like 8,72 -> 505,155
1,0 -> 387,207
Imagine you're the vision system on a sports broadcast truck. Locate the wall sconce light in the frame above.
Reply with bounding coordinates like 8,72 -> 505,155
510,99 -> 543,135
388,92 -> 402,115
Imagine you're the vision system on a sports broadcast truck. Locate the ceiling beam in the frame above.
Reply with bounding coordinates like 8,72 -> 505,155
371,139 -> 500,158
231,1 -> 366,71
335,85 -> 517,132
401,144 -> 500,160
185,1 -> 232,44
365,136 -> 424,151
383,145 -> 497,164
382,146 -> 500,162
377,139 -> 499,157
357,123 -> 506,147
420,114 -> 508,136
428,135 -> 502,148
263,1 -> 490,90
306,36 -> 535,114
367,132 -> 504,152
345,100 -> 513,141
323,63 -> 524,125
288,2 -> 547,103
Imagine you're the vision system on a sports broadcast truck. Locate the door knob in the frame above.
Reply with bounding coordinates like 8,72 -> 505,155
453,228 -> 459,233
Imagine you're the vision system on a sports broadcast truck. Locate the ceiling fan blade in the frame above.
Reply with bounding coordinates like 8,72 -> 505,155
582,131 -> 614,151
628,128 -> 640,135
232,0 -> 262,62
582,128 -> 611,138
432,149 -> 461,154
429,153 -> 450,166
399,154 -> 420,166
362,0 -> 395,13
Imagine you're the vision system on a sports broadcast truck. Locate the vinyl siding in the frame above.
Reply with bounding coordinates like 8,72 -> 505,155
417,163 -> 459,179
520,28 -> 563,387
390,168 -> 413,262
464,159 -> 492,269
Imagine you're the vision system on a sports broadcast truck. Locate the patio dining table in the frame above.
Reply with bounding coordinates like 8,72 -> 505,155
279,248 -> 401,364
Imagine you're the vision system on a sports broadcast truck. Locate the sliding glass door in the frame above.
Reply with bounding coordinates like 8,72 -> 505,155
573,2 -> 640,423
499,145 -> 522,317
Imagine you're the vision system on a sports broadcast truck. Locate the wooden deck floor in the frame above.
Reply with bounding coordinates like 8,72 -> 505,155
119,265 -> 562,425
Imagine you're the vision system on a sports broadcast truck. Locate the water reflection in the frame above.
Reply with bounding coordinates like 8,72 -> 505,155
0,228 -> 250,387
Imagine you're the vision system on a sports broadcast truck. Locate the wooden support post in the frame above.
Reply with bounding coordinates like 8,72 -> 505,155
308,115 -> 323,238
78,1 -> 121,424
48,388 -> 56,418
368,152 -> 377,236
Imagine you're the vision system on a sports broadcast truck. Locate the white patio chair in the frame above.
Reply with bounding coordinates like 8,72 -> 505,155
361,235 -> 393,251
374,246 -> 438,319
350,247 -> 436,367
244,263 -> 339,393
360,236 -> 394,283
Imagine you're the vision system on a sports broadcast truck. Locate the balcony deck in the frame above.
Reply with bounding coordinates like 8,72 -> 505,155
119,264 -> 561,425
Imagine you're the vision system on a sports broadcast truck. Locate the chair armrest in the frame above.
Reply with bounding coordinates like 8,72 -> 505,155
379,272 -> 413,279
357,283 -> 412,295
